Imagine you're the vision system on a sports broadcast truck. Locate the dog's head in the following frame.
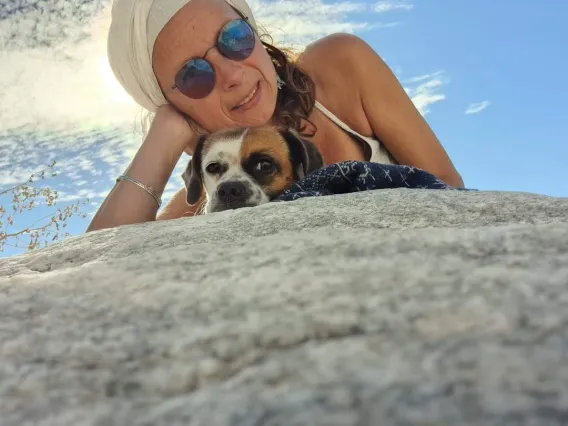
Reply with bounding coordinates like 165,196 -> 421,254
182,125 -> 324,213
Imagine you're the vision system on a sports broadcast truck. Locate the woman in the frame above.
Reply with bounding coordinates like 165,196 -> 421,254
87,0 -> 463,232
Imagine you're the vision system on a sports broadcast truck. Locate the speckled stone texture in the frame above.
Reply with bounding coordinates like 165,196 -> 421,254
1,189 -> 568,426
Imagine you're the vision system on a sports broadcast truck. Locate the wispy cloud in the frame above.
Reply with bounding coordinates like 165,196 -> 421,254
373,1 -> 414,13
0,3 -> 167,153
465,100 -> 491,115
249,0 -> 370,48
403,71 -> 447,116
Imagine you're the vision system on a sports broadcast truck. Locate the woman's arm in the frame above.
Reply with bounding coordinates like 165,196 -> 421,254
302,34 -> 464,188
86,105 -> 196,232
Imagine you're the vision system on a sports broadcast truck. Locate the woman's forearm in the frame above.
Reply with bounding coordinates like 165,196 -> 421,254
86,144 -> 182,232
86,108 -> 193,232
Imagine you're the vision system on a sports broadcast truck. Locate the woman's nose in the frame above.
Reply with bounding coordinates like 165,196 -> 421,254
209,51 -> 245,92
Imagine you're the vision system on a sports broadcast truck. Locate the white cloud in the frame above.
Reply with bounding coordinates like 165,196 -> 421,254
0,4 -> 141,134
248,0 -> 370,48
56,189 -> 102,203
373,1 -> 414,13
403,71 -> 447,116
465,100 -> 491,115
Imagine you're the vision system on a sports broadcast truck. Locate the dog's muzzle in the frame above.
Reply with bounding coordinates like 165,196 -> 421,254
212,181 -> 254,212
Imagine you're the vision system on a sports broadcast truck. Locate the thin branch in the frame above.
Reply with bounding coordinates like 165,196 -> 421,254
0,222 -> 52,241
0,161 -> 57,196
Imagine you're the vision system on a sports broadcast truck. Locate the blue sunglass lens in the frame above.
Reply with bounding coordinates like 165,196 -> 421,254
218,19 -> 255,60
174,58 -> 215,99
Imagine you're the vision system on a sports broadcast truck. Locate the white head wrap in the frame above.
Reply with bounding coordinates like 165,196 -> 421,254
107,0 -> 258,112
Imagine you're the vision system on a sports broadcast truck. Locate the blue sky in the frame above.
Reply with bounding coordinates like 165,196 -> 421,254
1,0 -> 566,258
381,0 -> 568,196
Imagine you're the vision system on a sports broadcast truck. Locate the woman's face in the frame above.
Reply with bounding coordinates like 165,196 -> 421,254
152,0 -> 278,133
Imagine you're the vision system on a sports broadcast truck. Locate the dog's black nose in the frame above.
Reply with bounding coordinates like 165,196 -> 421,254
217,181 -> 251,203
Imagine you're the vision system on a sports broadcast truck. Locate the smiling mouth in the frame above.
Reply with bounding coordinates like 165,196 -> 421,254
232,82 -> 259,110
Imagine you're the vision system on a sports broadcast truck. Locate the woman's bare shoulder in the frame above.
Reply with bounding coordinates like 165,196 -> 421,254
296,33 -> 374,87
295,33 -> 376,133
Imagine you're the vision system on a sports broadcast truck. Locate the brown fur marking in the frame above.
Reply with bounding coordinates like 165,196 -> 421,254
240,126 -> 295,196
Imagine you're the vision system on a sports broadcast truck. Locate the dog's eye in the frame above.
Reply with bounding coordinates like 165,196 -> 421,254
205,162 -> 221,174
255,160 -> 275,174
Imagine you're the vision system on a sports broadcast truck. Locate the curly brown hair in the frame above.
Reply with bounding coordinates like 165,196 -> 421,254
261,40 -> 318,137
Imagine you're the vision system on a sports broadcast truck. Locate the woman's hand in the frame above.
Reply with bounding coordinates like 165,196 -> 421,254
149,104 -> 199,156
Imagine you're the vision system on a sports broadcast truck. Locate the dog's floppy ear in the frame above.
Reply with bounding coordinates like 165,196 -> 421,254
280,128 -> 324,179
181,134 -> 208,205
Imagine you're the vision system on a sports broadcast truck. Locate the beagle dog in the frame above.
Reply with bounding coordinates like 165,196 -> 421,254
182,125 -> 324,214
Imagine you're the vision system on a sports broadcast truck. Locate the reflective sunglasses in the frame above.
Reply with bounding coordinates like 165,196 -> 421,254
169,19 -> 256,99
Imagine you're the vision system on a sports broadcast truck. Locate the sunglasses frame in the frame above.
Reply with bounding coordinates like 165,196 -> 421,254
168,18 -> 256,99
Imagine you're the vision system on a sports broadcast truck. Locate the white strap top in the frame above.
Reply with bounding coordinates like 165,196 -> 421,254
314,100 -> 394,165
